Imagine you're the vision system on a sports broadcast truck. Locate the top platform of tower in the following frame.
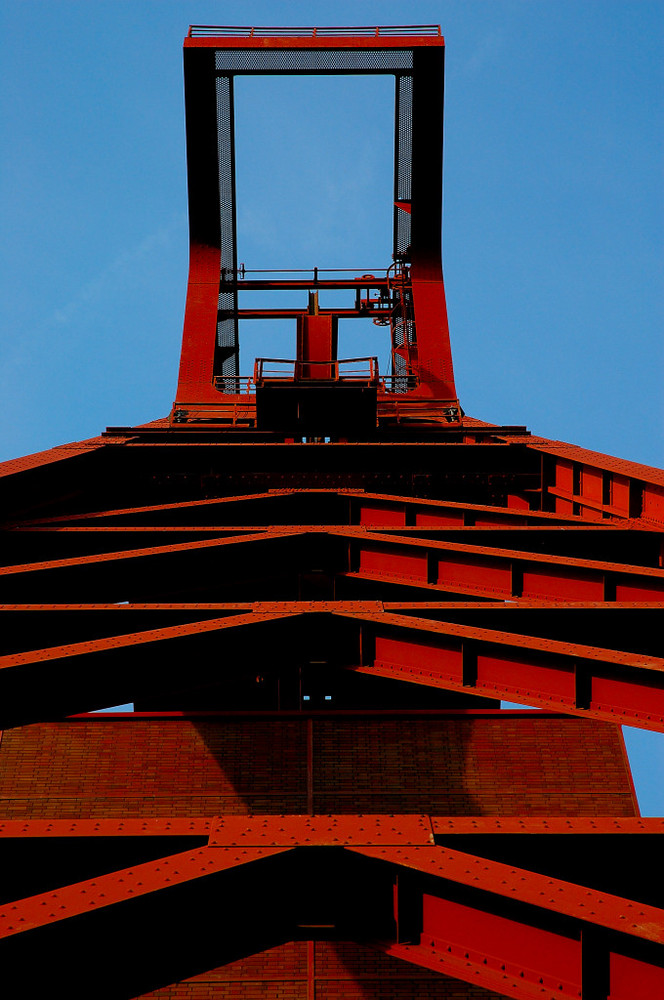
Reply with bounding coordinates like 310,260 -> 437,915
174,24 -> 460,435
2,24 -> 662,525
185,24 -> 444,44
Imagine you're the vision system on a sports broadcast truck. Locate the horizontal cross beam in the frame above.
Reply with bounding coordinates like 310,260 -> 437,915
1,818 -> 661,1000
0,604 -> 662,730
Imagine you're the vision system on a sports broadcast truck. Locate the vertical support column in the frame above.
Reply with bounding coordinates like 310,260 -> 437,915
215,71 -> 240,384
175,58 -> 239,408
297,294 -> 338,381
409,48 -> 457,400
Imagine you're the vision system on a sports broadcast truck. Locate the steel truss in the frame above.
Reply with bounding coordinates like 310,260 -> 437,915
0,22 -> 663,1000
1,816 -> 663,999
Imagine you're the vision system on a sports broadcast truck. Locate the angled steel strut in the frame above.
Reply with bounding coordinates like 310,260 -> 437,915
0,22 -> 662,1000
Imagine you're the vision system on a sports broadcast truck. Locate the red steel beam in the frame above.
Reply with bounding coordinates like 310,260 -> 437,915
347,609 -> 664,731
477,423 -> 664,524
12,525 -> 289,533
341,528 -> 664,601
8,523 -> 636,533
4,440 -> 661,535
352,842 -> 664,942
185,30 -> 444,49
14,490 -> 295,526
1,815 -> 662,839
0,600 -> 385,613
1,605 -> 663,731
0,844 -> 286,939
376,940 -> 577,1000
377,938 -> 658,1000
3,527 -> 663,604
431,816 -> 664,835
15,488 -> 598,528
0,818 -> 213,837
233,278 -> 391,290
353,843 -> 664,1000
2,817 -> 661,999
0,528 -> 279,578
238,307 -> 392,319
0,599 -> 659,611
208,813 -> 434,846
0,438 -> 108,481
0,609 -> 295,671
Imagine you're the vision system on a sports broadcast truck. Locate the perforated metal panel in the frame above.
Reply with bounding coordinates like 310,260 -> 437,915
214,50 -> 413,73
392,286 -> 415,393
394,74 -> 413,260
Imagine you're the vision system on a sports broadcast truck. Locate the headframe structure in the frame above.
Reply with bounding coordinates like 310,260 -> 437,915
0,24 -> 663,1000
175,24 -> 459,430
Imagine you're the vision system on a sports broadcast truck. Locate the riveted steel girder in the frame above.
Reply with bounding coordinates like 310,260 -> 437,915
1,816 -> 662,1000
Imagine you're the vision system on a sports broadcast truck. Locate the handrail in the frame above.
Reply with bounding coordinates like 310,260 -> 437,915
258,356 -> 377,366
235,266 -> 388,277
188,25 -> 441,39
211,370 -> 422,395
255,357 -> 379,384
212,376 -> 254,395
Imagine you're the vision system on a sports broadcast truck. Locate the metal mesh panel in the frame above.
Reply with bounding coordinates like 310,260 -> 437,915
393,320 -> 409,392
392,323 -> 417,392
391,286 -> 415,393
394,74 -> 412,259
214,50 -> 413,73
216,75 -> 239,379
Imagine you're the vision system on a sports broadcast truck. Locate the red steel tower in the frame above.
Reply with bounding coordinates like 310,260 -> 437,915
0,24 -> 663,1000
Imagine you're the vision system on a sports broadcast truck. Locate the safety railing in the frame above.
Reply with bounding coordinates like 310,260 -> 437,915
255,357 -> 379,385
233,266 -> 389,280
211,371 -> 423,395
189,25 -> 441,39
212,369 -> 424,395
212,376 -> 254,395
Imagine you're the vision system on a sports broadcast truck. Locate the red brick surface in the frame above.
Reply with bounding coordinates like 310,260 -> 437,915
0,715 -> 636,818
136,941 -> 507,998
313,717 -> 636,815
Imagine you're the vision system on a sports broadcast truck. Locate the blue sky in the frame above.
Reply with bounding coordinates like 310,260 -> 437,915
1,2 -> 662,812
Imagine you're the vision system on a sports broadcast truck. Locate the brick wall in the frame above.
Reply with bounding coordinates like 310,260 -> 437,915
0,713 -> 637,818
137,941 -> 508,999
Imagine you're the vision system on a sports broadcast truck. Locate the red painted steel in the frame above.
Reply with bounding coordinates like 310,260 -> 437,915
353,842 -> 664,944
1,602 -> 663,730
187,26 -> 443,39
173,23 -> 460,423
362,841 -> 664,999
16,489 -> 598,527
0,22 -> 662,999
353,609 -> 664,731
379,941 -> 579,1000
208,814 -> 435,847
186,31 -> 444,47
3,526 -> 662,602
431,816 -> 664,833
0,845 -> 286,938
0,818 -> 213,837
2,817 -> 662,997
610,953 -> 664,1000
2,814 -> 661,839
